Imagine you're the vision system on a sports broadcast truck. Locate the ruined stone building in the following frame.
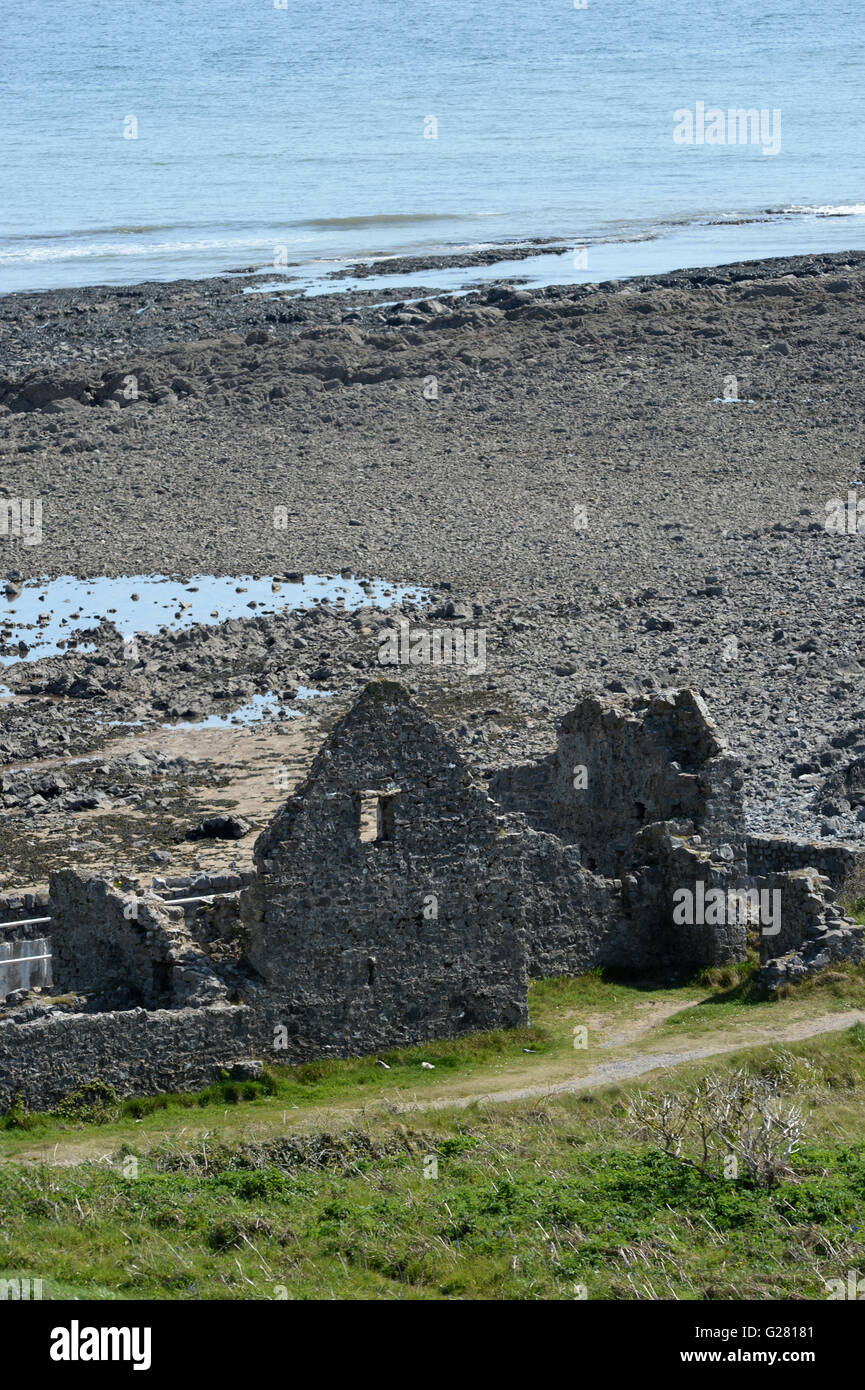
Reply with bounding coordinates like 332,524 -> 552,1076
1,680 -> 863,1111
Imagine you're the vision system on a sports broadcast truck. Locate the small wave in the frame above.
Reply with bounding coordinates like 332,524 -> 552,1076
0,215 -> 507,266
0,235 -> 282,265
783,203 -> 865,217
290,212 -> 502,230
2,223 -> 187,242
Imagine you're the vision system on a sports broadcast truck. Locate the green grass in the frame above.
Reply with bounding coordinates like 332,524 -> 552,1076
0,1023 -> 556,1146
2,966 -> 865,1299
1,1026 -> 864,1300
0,972 -> 675,1149
3,964 -> 864,1151
772,959 -> 865,1005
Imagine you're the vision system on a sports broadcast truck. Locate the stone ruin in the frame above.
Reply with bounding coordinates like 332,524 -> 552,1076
1,680 -> 863,1112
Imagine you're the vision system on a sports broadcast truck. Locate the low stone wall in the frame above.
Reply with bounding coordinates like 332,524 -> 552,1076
747,833 -> 865,888
0,1003 -> 254,1112
756,867 -> 865,991
0,890 -> 50,927
151,869 -> 255,896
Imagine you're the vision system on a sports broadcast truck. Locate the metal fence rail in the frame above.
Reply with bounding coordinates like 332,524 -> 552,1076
0,938 -> 52,994
0,890 -> 241,934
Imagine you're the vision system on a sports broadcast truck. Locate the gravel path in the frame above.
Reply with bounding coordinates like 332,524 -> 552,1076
397,1008 -> 865,1111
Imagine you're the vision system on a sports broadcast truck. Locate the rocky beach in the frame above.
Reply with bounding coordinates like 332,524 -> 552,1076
2,247 -> 865,887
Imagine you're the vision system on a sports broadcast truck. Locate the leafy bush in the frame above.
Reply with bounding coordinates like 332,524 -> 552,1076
54,1080 -> 121,1125
0,1090 -> 37,1131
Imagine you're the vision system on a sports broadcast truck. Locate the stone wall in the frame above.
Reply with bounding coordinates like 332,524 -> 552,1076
491,689 -> 746,877
755,869 -> 828,963
757,868 -> 865,990
495,819 -> 626,979
243,681 -> 529,1058
486,759 -> 556,836
0,889 -> 50,926
0,1003 -> 254,1112
49,870 -> 228,1009
617,823 -> 748,973
4,680 -> 855,1112
151,868 -> 255,898
747,833 -> 865,889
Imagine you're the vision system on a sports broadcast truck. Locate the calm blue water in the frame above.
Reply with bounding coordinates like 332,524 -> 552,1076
1,0 -> 863,294
0,573 -> 428,665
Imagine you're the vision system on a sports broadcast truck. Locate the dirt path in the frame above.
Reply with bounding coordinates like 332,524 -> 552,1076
397,1008 -> 865,1112
5,1002 -> 863,1167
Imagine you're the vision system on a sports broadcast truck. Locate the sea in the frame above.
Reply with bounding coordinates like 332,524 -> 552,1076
1,0 -> 863,297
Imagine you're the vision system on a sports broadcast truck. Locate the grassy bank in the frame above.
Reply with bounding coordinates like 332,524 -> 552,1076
0,1024 -> 864,1300
0,971 -> 676,1150
0,969 -> 864,1299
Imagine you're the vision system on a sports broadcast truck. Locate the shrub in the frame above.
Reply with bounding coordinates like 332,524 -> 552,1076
0,1090 -> 37,1130
55,1080 -> 122,1125
629,1068 -> 805,1188
837,861 -> 865,916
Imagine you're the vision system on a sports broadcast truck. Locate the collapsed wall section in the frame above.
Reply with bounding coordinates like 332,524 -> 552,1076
49,870 -> 228,1009
491,689 -> 746,878
496,819 -> 625,979
619,822 -> 748,973
757,868 -> 865,990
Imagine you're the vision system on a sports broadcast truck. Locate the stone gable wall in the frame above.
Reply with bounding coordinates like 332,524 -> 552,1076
243,681 -> 529,1054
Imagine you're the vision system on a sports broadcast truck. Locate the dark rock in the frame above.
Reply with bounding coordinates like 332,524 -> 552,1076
186,815 -> 252,841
